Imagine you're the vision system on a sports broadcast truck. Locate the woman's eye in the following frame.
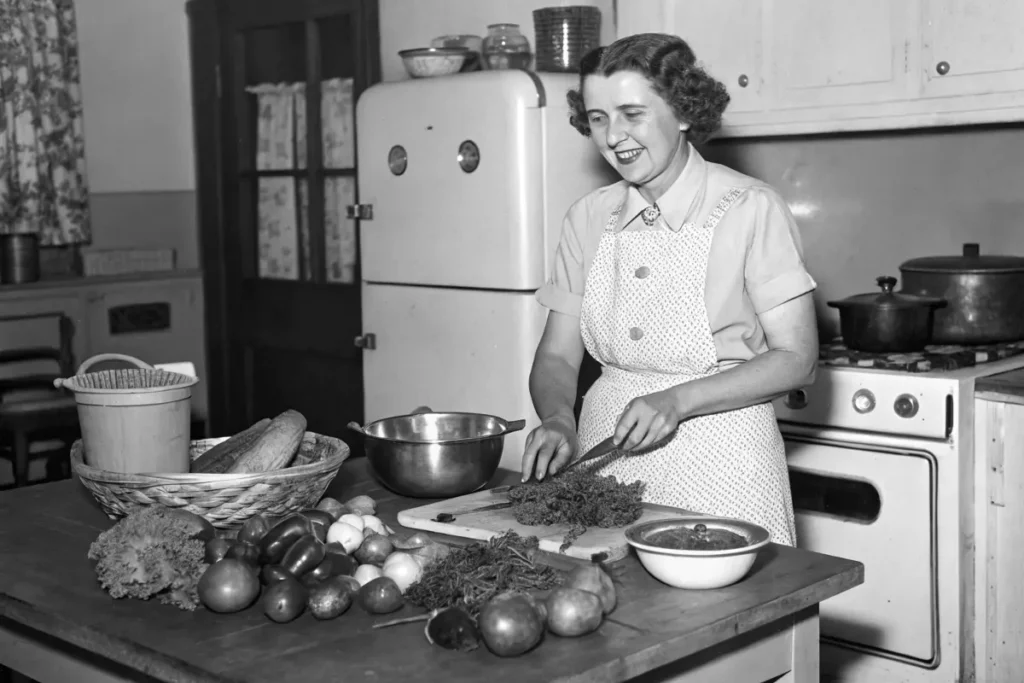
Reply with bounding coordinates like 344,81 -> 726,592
588,114 -> 606,126
625,110 -> 644,121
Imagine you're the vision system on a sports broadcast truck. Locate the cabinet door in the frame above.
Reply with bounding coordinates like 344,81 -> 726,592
85,280 -> 209,421
920,0 -> 1024,97
617,0 -> 764,114
765,0 -> 913,109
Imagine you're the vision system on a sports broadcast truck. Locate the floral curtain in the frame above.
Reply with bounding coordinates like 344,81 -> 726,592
247,78 -> 356,282
0,0 -> 90,245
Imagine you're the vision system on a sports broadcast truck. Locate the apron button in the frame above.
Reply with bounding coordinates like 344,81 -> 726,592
629,327 -> 644,340
635,266 -> 650,279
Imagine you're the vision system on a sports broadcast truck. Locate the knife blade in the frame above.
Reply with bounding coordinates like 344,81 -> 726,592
559,435 -> 619,474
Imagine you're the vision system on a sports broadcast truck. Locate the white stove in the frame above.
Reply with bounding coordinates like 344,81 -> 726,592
773,354 -> 1024,683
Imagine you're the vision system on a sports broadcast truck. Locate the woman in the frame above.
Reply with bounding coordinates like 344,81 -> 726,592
520,33 -> 818,546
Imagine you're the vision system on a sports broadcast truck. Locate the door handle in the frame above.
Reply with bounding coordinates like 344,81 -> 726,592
354,333 -> 376,350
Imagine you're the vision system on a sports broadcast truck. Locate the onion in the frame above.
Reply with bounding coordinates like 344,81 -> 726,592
353,564 -> 383,586
345,495 -> 377,516
563,563 -> 617,615
382,551 -> 423,593
407,541 -> 450,569
477,592 -> 545,657
326,521 -> 363,554
361,514 -> 387,536
545,587 -> 603,637
337,513 -> 365,533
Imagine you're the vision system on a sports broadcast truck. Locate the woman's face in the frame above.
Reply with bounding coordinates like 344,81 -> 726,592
582,70 -> 689,193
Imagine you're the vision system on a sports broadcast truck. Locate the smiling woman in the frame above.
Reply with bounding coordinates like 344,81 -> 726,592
521,33 -> 819,547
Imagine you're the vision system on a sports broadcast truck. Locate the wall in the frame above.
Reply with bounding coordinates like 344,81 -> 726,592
378,0 -> 616,82
702,124 -> 1024,339
74,0 -> 198,268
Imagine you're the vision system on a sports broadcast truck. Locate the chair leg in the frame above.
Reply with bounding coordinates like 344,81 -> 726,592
12,430 -> 29,488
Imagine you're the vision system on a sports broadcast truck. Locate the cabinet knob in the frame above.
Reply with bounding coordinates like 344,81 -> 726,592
737,74 -> 749,88
936,61 -> 950,76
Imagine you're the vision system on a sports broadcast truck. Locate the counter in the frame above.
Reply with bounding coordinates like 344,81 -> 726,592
975,367 -> 1024,405
0,459 -> 863,683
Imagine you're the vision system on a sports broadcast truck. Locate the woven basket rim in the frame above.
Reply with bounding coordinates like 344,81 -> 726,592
70,432 -> 349,486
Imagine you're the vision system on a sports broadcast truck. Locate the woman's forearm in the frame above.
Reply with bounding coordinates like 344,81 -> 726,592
529,352 -> 580,428
671,348 -> 816,419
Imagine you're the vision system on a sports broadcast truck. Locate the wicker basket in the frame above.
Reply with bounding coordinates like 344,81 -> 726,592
71,431 -> 350,528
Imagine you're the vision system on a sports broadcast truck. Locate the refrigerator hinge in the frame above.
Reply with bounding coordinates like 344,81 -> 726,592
354,333 -> 376,350
346,204 -> 373,220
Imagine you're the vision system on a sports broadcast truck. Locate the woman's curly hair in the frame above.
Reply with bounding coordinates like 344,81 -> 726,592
567,33 -> 730,145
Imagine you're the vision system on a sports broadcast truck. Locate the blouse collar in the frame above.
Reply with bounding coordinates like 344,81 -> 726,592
618,142 -> 708,232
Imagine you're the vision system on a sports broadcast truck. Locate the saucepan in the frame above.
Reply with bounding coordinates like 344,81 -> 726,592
347,407 -> 526,498
827,275 -> 946,353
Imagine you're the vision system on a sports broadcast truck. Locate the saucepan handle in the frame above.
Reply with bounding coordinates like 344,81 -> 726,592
346,421 -> 367,437
502,419 -> 526,435
410,405 -> 433,415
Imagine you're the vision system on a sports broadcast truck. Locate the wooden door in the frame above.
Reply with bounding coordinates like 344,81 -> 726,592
188,0 -> 380,445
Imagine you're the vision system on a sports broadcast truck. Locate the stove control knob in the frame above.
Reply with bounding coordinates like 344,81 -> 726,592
785,389 -> 808,410
894,394 -> 919,419
852,389 -> 876,414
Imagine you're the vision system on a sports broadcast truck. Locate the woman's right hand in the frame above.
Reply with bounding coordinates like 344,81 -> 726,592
521,416 -> 579,482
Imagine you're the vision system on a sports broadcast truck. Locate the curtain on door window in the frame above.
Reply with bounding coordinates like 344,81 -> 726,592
247,79 -> 356,282
0,0 -> 90,245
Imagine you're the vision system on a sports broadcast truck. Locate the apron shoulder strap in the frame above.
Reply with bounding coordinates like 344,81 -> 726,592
703,187 -> 747,230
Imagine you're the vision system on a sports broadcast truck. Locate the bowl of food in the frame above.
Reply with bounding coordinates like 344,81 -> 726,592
348,410 -> 525,497
624,516 -> 771,590
399,47 -> 470,78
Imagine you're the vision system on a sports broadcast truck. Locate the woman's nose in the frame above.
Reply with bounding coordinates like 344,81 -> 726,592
605,121 -> 627,147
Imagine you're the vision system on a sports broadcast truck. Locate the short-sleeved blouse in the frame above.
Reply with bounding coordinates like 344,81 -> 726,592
535,144 -> 817,370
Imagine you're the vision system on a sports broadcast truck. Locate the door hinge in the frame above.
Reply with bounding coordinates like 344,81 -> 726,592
354,333 -> 376,350
346,204 -> 373,220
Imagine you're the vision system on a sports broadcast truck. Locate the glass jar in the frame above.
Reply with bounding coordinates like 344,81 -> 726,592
481,23 -> 532,71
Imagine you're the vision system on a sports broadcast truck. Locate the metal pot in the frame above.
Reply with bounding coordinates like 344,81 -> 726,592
347,410 -> 526,498
899,243 -> 1024,345
827,275 -> 946,353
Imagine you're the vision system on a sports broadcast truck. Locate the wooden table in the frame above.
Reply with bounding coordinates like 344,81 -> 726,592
0,458 -> 862,683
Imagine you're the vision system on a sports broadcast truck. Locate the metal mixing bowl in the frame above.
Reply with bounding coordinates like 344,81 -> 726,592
348,411 -> 525,498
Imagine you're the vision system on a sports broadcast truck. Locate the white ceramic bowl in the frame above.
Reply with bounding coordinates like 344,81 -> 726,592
624,516 -> 771,590
399,47 -> 469,78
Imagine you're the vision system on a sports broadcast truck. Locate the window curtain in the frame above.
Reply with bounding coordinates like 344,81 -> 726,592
247,79 -> 356,283
0,0 -> 90,245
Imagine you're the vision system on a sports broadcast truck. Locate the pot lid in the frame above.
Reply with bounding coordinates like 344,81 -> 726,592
827,276 -> 946,311
900,243 -> 1024,274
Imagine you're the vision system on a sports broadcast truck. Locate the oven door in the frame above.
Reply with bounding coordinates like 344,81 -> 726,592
784,436 -> 937,666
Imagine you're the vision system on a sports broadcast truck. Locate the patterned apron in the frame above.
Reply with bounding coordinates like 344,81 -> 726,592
578,188 -> 797,546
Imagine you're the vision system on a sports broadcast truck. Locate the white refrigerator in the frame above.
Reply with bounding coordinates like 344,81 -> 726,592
355,70 -> 617,471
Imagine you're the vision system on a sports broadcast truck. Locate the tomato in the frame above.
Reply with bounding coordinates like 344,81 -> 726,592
198,559 -> 260,614
226,541 -> 260,567
263,575 -> 307,623
204,537 -> 233,564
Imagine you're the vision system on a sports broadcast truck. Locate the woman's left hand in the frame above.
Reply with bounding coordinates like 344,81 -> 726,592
614,389 -> 685,451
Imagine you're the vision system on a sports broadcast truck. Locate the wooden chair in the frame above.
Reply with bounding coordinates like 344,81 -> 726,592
0,312 -> 81,488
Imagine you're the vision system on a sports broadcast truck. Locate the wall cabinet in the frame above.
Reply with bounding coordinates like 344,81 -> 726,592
617,0 -> 1024,137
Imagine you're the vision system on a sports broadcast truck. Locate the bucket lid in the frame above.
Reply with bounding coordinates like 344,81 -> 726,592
900,243 -> 1024,274
53,353 -> 199,395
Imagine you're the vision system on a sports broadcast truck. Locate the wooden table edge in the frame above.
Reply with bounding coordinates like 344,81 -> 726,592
0,593 -> 234,683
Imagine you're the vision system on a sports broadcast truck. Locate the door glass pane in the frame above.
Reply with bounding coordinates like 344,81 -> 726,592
318,14 -> 359,284
239,23 -> 308,281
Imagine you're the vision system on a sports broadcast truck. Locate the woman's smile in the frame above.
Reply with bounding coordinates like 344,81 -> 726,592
614,148 -> 644,165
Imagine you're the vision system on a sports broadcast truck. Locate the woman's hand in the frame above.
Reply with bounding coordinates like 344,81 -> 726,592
521,416 -> 579,482
614,388 -> 685,451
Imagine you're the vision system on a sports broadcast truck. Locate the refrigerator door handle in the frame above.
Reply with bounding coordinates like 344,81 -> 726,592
354,333 -> 377,350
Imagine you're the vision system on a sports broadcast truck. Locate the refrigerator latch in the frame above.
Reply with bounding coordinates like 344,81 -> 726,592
346,204 -> 374,220
354,333 -> 377,350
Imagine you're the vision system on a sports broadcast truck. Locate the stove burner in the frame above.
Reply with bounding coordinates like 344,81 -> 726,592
820,339 -> 1024,373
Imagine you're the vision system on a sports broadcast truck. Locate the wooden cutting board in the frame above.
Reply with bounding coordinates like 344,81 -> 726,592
396,487 -> 689,562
